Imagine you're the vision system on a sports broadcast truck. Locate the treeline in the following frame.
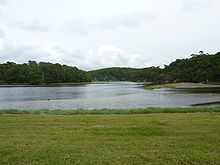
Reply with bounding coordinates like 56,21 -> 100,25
1,52 -> 219,84
0,61 -> 91,84
163,52 -> 220,83
87,66 -> 163,82
88,52 -> 220,83
87,67 -> 142,81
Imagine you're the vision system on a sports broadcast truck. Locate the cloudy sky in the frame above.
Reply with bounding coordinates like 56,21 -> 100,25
0,0 -> 219,70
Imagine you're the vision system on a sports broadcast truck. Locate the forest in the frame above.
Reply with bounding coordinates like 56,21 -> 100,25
87,67 -> 142,81
0,61 -> 91,84
0,52 -> 219,84
88,52 -> 220,83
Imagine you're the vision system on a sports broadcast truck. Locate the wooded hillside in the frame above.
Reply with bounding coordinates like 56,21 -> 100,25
1,52 -> 219,84
87,67 -> 141,81
88,52 -> 220,83
0,61 -> 91,84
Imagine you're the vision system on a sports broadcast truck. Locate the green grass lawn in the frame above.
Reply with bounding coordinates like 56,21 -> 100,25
0,113 -> 220,164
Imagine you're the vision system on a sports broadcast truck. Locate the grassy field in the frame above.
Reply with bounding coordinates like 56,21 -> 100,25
0,112 -> 220,164
144,82 -> 200,90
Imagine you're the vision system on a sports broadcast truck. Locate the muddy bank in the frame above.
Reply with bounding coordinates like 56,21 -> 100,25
176,84 -> 220,89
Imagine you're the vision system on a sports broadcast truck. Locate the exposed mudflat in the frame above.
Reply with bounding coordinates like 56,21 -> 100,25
176,84 -> 220,89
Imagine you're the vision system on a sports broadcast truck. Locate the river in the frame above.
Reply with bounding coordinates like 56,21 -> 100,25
0,82 -> 220,110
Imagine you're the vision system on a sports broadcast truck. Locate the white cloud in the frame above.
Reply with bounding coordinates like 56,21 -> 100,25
62,18 -> 89,35
15,19 -> 51,32
97,12 -> 157,30
0,0 -> 219,70
52,44 -> 153,70
62,12 -> 157,35
0,41 -> 51,63
181,0 -> 209,12
0,0 -> 6,5
0,41 -> 155,70
0,29 -> 5,38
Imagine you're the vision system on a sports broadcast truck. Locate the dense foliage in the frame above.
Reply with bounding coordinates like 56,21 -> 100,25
87,67 -> 142,81
163,52 -> 220,83
88,52 -> 220,83
1,52 -> 219,84
0,61 -> 91,84
133,66 -> 164,83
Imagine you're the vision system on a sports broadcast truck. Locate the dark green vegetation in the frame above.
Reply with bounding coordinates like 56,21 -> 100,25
1,52 -> 219,84
163,52 -> 220,83
87,66 -> 162,82
0,106 -> 220,115
88,52 -> 220,83
0,112 -> 219,164
0,61 -> 91,84
87,67 -> 141,81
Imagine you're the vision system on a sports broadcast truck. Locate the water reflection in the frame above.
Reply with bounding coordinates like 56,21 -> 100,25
0,82 -> 219,110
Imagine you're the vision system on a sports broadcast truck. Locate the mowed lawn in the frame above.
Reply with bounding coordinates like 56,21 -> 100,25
0,113 -> 219,165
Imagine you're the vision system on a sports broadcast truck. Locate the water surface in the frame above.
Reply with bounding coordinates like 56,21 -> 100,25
0,82 -> 220,110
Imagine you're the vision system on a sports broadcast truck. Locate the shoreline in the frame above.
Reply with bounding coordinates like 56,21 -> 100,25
0,82 -> 93,86
145,82 -> 220,90
176,84 -> 220,89
0,106 -> 220,115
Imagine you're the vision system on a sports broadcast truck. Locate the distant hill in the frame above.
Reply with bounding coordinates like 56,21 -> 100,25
0,61 -> 91,84
87,67 -> 142,81
163,52 -> 220,83
88,52 -> 220,83
1,52 -> 219,84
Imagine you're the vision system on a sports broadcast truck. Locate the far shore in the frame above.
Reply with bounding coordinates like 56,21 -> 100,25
176,84 -> 220,89
0,82 -> 94,86
145,82 -> 220,90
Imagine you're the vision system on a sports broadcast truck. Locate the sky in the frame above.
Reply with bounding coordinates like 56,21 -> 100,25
0,0 -> 219,70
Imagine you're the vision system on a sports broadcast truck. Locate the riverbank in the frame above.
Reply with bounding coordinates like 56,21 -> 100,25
0,112 -> 219,164
0,106 -> 220,115
0,82 -> 93,86
144,82 -> 220,90
43,82 -> 93,85
144,82 -> 197,89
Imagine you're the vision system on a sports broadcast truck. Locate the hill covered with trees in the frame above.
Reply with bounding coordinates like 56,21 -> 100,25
88,52 -> 220,83
162,52 -> 220,83
87,67 -> 142,81
0,61 -> 91,84
1,52 -> 219,84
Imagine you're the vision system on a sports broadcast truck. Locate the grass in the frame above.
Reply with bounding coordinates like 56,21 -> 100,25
145,82 -> 200,90
0,112 -> 219,164
0,106 -> 220,115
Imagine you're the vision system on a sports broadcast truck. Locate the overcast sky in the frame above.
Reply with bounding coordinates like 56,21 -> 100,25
0,0 -> 219,70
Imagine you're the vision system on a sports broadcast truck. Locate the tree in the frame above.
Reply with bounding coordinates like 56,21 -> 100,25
0,61 -> 91,84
